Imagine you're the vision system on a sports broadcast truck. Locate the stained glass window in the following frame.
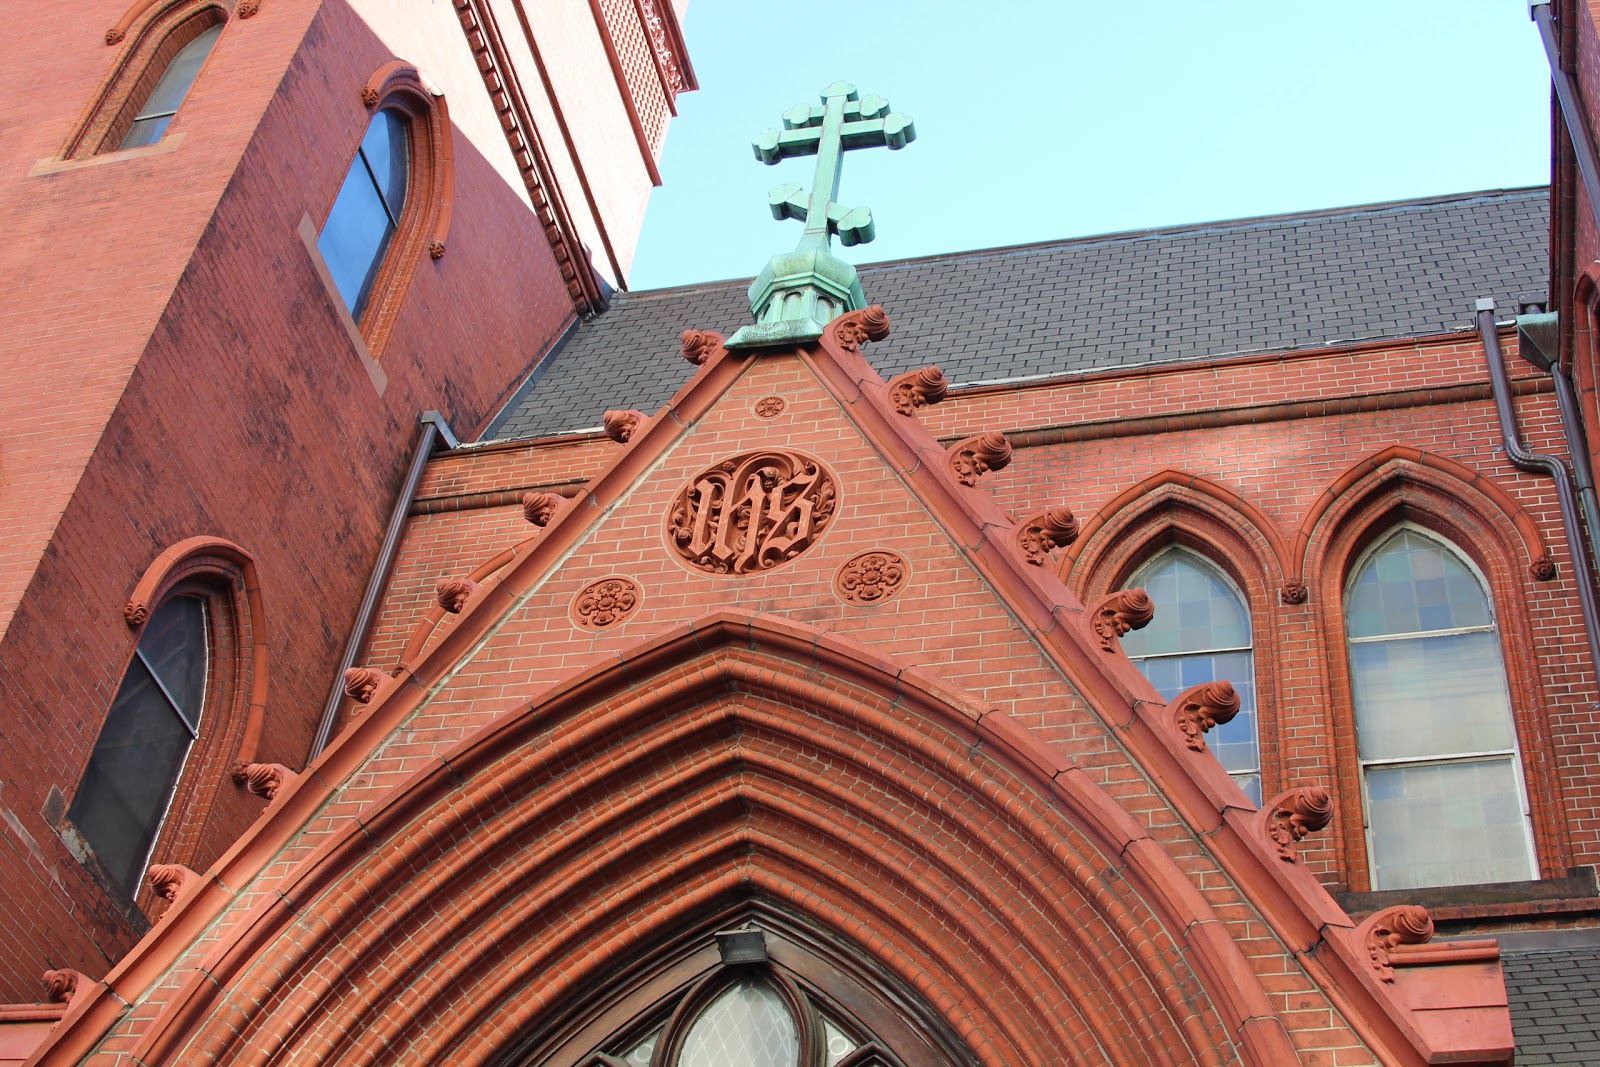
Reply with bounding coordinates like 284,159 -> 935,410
1122,549 -> 1261,803
1345,528 -> 1535,889
69,597 -> 208,894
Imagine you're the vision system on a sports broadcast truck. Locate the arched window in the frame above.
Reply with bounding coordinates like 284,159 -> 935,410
1345,526 -> 1536,890
318,109 -> 410,321
1121,548 -> 1261,803
117,21 -> 221,148
69,596 -> 208,894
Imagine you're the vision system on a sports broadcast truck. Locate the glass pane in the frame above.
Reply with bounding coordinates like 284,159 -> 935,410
677,978 -> 798,1067
317,158 -> 397,318
360,110 -> 410,220
623,1024 -> 663,1067
1350,631 -> 1515,761
138,597 -> 207,730
67,658 -> 193,892
1135,650 -> 1258,775
1232,772 -> 1262,806
1366,759 -> 1533,889
822,1016 -> 858,1066
1347,529 -> 1491,638
120,114 -> 174,150
118,24 -> 222,149
1123,551 -> 1251,658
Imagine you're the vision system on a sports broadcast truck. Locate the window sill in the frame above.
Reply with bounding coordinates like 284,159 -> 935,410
297,214 -> 388,397
1335,868 -> 1599,923
30,133 -> 187,176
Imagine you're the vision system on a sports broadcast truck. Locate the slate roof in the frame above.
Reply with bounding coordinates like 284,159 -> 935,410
486,187 -> 1548,441
1504,946 -> 1600,1064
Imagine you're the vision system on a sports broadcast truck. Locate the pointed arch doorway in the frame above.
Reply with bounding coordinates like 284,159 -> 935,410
498,902 -> 970,1067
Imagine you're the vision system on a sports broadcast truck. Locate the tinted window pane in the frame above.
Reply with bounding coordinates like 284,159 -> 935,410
1366,759 -> 1532,888
117,24 -> 222,149
1123,552 -> 1250,657
139,597 -> 207,730
1346,529 -> 1492,637
317,160 -> 396,317
68,658 -> 193,891
1350,630 -> 1515,761
678,978 -> 798,1067
360,110 -> 410,219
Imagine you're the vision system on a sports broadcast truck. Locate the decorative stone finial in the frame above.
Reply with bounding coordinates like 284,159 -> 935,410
147,863 -> 194,903
680,329 -> 724,365
603,409 -> 646,443
42,969 -> 81,1004
1015,507 -> 1080,565
827,305 -> 890,353
947,431 -> 1013,487
1088,588 -> 1155,652
1363,905 -> 1435,982
521,492 -> 561,526
242,762 -> 294,801
435,577 -> 479,614
1263,786 -> 1333,861
886,366 -> 949,415
725,82 -> 915,349
1168,680 -> 1240,752
343,666 -> 388,704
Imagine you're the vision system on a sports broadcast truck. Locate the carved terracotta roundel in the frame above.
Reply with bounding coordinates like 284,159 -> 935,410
834,549 -> 910,605
667,450 -> 839,575
754,395 -> 786,419
571,576 -> 643,630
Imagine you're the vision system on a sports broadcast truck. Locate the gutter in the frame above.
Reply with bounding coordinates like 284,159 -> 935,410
1477,299 -> 1600,678
308,410 -> 459,760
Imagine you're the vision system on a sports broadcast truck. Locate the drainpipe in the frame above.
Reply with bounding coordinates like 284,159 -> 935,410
1532,3 -> 1600,231
1515,310 -> 1600,551
308,410 -> 459,760
1478,299 -> 1600,677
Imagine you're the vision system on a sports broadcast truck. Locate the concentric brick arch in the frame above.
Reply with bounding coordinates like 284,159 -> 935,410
90,613 -> 1297,1067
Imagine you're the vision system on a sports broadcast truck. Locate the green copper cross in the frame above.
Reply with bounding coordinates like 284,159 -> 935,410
725,82 -> 915,349
753,81 -> 915,250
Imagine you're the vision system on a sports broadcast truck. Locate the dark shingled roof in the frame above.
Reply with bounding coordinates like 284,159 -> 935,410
486,187 -> 1549,441
1504,947 -> 1600,1064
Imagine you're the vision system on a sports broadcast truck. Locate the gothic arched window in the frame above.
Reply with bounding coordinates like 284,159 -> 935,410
318,108 -> 410,322
1121,548 -> 1261,803
1345,526 -> 1537,890
117,21 -> 222,148
69,596 -> 208,894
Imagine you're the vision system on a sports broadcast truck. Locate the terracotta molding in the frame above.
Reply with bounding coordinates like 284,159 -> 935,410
945,327 -> 1528,400
1059,469 -> 1292,582
454,0 -> 611,310
124,536 -> 270,766
84,615 -> 1277,1066
103,0 -> 255,44
629,0 -> 696,107
68,0 -> 232,158
582,0 -> 664,185
1290,445 -> 1555,584
1300,465 -> 1577,893
505,0 -> 628,290
345,63 -> 453,355
408,481 -> 586,515
797,331 -> 1495,1066
954,377 -> 1551,451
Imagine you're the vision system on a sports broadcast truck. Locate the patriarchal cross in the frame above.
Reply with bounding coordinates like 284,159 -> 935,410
725,82 -> 916,349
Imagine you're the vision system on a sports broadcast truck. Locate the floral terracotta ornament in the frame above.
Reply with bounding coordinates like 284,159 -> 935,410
946,431 -> 1012,487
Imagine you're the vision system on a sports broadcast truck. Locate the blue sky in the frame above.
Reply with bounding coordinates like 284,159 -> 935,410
627,1 -> 1552,292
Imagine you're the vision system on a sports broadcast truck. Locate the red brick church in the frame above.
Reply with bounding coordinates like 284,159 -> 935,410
3,1 -> 1600,1063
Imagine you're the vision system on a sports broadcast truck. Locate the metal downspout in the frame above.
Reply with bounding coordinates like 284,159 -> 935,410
308,410 -> 459,760
1553,366 -> 1600,539
1478,299 -> 1600,676
1532,2 -> 1600,229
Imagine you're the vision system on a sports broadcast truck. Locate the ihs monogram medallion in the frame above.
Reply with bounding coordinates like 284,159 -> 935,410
667,450 -> 839,575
